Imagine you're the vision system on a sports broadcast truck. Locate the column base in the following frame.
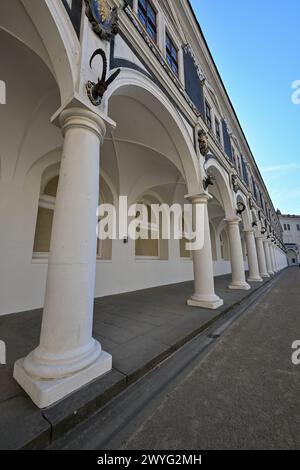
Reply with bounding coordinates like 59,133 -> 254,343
228,282 -> 251,291
268,271 -> 275,276
187,295 -> 224,310
247,276 -> 263,283
13,350 -> 112,409
261,273 -> 270,278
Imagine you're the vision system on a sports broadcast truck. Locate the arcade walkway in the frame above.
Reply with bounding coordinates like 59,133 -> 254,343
0,272 -> 282,449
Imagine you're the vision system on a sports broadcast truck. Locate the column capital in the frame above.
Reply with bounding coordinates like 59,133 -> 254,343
225,216 -> 242,226
59,107 -> 107,143
244,229 -> 255,235
185,191 -> 212,204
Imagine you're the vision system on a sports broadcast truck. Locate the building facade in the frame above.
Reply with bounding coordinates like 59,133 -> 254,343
279,213 -> 300,266
0,0 -> 287,408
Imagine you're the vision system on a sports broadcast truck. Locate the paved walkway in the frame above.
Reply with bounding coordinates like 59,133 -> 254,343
0,273 -> 279,448
114,267 -> 299,450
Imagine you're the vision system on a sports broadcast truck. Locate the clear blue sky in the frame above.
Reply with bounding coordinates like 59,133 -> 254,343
190,0 -> 300,215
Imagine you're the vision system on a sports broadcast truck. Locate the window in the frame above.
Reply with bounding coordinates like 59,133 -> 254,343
205,100 -> 212,129
232,148 -> 239,170
283,224 -> 287,231
138,0 -> 157,42
215,118 -> 221,143
252,176 -> 257,200
166,33 -> 178,75
297,224 -> 300,231
237,155 -> 242,176
232,147 -> 235,162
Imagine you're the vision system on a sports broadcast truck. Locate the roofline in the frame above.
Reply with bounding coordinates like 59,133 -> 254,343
185,0 -> 278,216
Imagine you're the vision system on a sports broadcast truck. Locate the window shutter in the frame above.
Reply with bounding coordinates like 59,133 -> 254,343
183,48 -> 205,117
222,119 -> 233,161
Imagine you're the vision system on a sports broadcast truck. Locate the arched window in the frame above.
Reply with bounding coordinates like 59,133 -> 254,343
179,213 -> 191,259
220,229 -> 230,261
135,204 -> 160,258
33,176 -> 58,256
33,173 -> 113,260
135,197 -> 169,260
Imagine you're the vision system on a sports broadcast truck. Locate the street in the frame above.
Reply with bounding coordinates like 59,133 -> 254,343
51,268 -> 300,450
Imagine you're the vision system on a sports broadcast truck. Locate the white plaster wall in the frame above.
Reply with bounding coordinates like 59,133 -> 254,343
0,211 -> 240,315
281,216 -> 300,245
274,247 -> 288,270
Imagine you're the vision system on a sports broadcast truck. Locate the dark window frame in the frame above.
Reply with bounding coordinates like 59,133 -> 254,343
237,155 -> 242,175
215,117 -> 221,143
166,32 -> 179,76
138,0 -> 157,43
205,100 -> 212,129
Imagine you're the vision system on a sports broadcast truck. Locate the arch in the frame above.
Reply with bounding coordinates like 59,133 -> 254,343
26,148 -> 62,187
21,0 -> 78,104
0,0 -> 78,105
32,167 -> 115,259
205,157 -> 235,218
235,190 -> 251,230
105,70 -> 201,195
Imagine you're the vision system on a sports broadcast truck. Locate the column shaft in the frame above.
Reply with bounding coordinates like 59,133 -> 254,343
255,236 -> 269,278
263,240 -> 274,275
14,108 -> 112,408
271,245 -> 278,272
245,230 -> 263,282
187,194 -> 223,309
227,218 -> 250,290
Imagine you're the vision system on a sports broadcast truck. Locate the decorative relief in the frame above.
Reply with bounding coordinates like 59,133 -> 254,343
231,174 -> 239,193
203,175 -> 215,191
86,49 -> 121,106
236,201 -> 246,215
198,129 -> 209,157
85,0 -> 119,41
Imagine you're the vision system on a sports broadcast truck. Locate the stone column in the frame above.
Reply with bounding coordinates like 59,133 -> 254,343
226,217 -> 250,290
255,236 -> 269,278
270,244 -> 278,272
187,193 -> 223,309
275,247 -> 280,271
263,240 -> 274,275
244,230 -> 263,282
14,108 -> 112,408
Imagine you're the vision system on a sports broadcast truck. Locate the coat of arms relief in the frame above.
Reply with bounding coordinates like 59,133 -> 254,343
84,0 -> 119,41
